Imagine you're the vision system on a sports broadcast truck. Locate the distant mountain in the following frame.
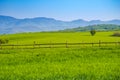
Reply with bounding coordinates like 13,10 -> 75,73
0,15 -> 120,34
61,24 -> 120,32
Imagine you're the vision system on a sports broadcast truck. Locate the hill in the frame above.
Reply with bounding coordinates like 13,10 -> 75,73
61,24 -> 120,32
0,15 -> 120,34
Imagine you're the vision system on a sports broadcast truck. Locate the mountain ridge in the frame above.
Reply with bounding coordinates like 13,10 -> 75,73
0,15 -> 120,34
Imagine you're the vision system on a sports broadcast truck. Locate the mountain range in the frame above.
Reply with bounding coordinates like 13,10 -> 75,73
61,24 -> 120,32
0,15 -> 120,34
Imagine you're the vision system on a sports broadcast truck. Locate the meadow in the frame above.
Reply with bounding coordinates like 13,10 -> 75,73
0,31 -> 120,80
1,31 -> 120,44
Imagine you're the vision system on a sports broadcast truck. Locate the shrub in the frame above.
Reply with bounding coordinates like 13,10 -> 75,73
0,38 -> 9,44
112,32 -> 120,37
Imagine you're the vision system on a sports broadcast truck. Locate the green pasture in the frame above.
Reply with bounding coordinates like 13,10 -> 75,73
0,31 -> 120,44
0,31 -> 120,80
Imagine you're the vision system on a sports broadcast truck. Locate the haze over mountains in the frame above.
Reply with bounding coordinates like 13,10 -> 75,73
0,15 -> 120,34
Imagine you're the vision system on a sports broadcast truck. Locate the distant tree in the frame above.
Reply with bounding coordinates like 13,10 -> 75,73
90,30 -> 96,36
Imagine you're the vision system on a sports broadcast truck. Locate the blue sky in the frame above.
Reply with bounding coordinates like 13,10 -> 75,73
0,0 -> 120,21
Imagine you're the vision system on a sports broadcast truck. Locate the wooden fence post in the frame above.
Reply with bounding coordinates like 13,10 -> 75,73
116,41 -> 119,46
66,41 -> 68,48
49,41 -> 52,48
92,42 -> 94,47
16,41 -> 18,49
82,41 -> 84,47
99,40 -> 101,47
12,44 -> 14,49
33,41 -> 36,49
39,42 -> 40,48
118,41 -> 120,46
0,44 -> 1,49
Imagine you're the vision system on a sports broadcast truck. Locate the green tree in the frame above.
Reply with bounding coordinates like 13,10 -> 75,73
90,30 -> 96,36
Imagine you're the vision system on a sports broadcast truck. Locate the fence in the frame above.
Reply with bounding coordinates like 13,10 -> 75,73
0,41 -> 120,49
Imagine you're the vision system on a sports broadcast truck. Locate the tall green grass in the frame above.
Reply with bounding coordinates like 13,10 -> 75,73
0,47 -> 120,80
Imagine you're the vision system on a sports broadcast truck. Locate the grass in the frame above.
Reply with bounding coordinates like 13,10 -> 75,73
0,31 -> 120,80
1,31 -> 120,44
0,47 -> 120,80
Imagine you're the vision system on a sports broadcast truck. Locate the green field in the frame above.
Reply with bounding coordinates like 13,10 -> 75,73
1,31 -> 120,44
0,31 -> 120,80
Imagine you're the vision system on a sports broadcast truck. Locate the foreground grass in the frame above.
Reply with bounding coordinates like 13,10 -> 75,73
0,47 -> 120,80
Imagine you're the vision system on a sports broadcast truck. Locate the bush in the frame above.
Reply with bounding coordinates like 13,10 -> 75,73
0,38 -> 9,44
112,32 -> 120,37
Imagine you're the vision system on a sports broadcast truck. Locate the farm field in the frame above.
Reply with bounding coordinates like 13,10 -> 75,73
0,31 -> 120,80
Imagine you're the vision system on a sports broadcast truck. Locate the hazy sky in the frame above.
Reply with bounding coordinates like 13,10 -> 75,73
0,0 -> 120,21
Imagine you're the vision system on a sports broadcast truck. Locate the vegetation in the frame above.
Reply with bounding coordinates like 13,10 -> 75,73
1,31 -> 120,44
0,31 -> 120,80
112,32 -> 120,37
0,38 -> 9,44
90,30 -> 96,36
61,24 -> 120,32
0,47 -> 120,80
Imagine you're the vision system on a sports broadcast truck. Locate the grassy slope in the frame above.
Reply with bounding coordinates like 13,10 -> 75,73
0,47 -> 120,80
1,31 -> 120,44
